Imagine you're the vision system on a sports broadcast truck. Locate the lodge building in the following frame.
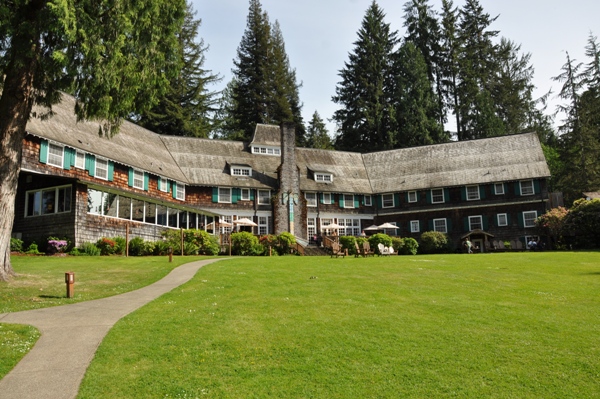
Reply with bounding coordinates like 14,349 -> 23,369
12,94 -> 551,252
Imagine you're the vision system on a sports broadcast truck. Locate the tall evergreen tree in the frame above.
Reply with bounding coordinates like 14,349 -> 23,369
393,41 -> 446,147
136,2 -> 220,137
332,1 -> 398,153
0,0 -> 185,280
306,111 -> 333,150
224,0 -> 304,142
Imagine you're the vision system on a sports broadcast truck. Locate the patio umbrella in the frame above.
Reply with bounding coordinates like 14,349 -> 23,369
363,224 -> 381,231
378,222 -> 399,229
217,218 -> 232,227
325,222 -> 343,229
234,217 -> 258,226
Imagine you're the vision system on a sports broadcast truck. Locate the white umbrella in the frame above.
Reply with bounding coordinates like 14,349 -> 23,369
364,224 -> 381,231
378,222 -> 399,229
325,222 -> 344,229
217,218 -> 232,227
234,217 -> 258,226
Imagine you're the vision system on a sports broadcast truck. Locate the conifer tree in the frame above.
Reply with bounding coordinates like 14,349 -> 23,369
306,111 -> 333,150
332,1 -> 398,153
136,2 -> 220,138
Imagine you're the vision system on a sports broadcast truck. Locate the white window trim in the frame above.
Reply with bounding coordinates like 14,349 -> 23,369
344,194 -> 354,209
231,166 -> 252,177
407,191 -> 417,203
75,151 -> 85,169
382,193 -> 395,208
523,211 -> 538,228
494,183 -> 505,195
520,180 -> 534,196
95,157 -> 109,181
257,190 -> 271,205
158,177 -> 169,193
218,187 -> 232,204
47,142 -> 64,168
241,188 -> 250,201
466,185 -> 480,201
132,169 -> 144,190
315,173 -> 333,183
497,213 -> 508,227
323,193 -> 332,204
433,218 -> 447,233
410,220 -> 420,233
431,188 -> 445,204
364,195 -> 372,206
305,192 -> 317,207
251,145 -> 280,156
175,182 -> 185,201
468,215 -> 483,231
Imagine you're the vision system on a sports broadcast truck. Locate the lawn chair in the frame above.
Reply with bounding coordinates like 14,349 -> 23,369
330,241 -> 346,258
362,241 -> 375,257
354,241 -> 363,257
377,243 -> 392,256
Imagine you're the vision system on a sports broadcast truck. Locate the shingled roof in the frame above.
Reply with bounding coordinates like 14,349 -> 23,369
250,124 -> 281,146
363,132 -> 551,193
26,94 -> 187,183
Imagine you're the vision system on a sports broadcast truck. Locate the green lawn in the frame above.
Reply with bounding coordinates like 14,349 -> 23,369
74,252 -> 600,398
0,255 -> 209,380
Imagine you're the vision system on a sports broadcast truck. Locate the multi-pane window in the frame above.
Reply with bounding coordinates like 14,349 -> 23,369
258,216 -> 271,235
241,188 -> 250,201
364,195 -> 372,206
338,218 -> 360,236
466,185 -> 480,201
344,194 -> 354,208
520,180 -> 534,196
382,193 -> 394,208
219,187 -> 231,203
252,146 -> 280,156
494,183 -> 505,195
407,191 -> 417,203
220,215 -> 232,234
47,143 -> 64,167
315,173 -> 332,183
174,182 -> 185,201
95,158 -> 108,180
468,215 -> 483,231
323,193 -> 332,204
433,218 -> 447,233
258,190 -> 270,205
410,220 -> 420,233
133,170 -> 144,190
497,213 -> 508,226
523,211 -> 537,228
305,192 -> 317,207
26,186 -> 72,217
75,151 -> 85,169
158,177 -> 169,192
231,167 -> 251,176
307,217 -> 316,240
431,188 -> 445,204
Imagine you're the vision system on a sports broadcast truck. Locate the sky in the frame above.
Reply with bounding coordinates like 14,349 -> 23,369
192,0 -> 600,135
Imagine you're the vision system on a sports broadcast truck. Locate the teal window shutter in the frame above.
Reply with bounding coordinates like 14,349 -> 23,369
507,214 -> 511,226
250,189 -> 255,201
144,173 -> 149,191
394,193 -> 400,207
63,147 -> 75,169
85,154 -> 95,177
428,220 -> 433,231
172,181 -> 177,199
461,187 -> 466,201
232,188 -> 240,204
480,185 -> 486,199
518,212 -> 524,227
212,187 -> 219,202
463,217 -> 469,231
426,191 -> 432,204
107,161 -> 114,181
40,140 -> 48,163
376,195 -> 382,208
354,196 -> 360,208
339,195 -> 344,208
444,189 -> 450,203
447,218 -> 452,233
157,178 -> 162,191
515,182 -> 520,196
533,180 -> 540,194
405,192 -> 409,202
319,193 -> 324,204
483,215 -> 489,230
128,168 -> 134,187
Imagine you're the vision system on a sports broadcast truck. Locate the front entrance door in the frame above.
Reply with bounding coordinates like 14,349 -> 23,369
472,239 -> 484,253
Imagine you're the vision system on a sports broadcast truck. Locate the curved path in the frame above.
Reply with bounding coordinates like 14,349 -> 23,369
0,258 -> 225,399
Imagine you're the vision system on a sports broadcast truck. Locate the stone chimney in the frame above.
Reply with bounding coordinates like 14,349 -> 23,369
274,123 -> 301,236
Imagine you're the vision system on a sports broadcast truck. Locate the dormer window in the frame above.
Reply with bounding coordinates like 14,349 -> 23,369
231,166 -> 252,177
251,145 -> 280,156
315,173 -> 333,183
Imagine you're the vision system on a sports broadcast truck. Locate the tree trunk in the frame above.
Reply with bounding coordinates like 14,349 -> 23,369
0,36 -> 39,281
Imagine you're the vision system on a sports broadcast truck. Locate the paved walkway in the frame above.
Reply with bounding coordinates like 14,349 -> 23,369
0,258 -> 225,399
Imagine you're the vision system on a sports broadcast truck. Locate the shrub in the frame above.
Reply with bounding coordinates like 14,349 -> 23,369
128,237 -> 146,256
339,236 -> 357,255
112,237 -> 127,255
396,237 -> 419,255
10,237 -> 23,253
153,240 -> 171,256
276,232 -> 296,255
25,242 -> 42,255
47,237 -> 68,254
96,237 -> 116,255
231,232 -> 260,256
182,241 -> 199,255
162,229 -> 219,256
368,233 -> 392,255
77,242 -> 101,256
564,198 -> 600,249
419,231 -> 450,254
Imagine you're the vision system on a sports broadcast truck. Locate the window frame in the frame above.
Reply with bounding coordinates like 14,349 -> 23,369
241,188 -> 250,201
344,194 -> 355,209
466,185 -> 480,201
305,192 -> 317,207
95,157 -> 109,181
47,142 -> 64,168
174,182 -> 185,201
407,191 -> 417,203
257,189 -> 271,205
520,180 -> 534,196
433,218 -> 447,233
494,183 -> 505,195
382,193 -> 395,208
497,213 -> 508,227
410,220 -> 420,233
25,185 -> 72,217
322,193 -> 332,204
231,166 -> 252,177
218,187 -> 232,203
364,195 -> 372,206
315,173 -> 333,183
132,169 -> 145,190
158,177 -> 169,193
74,151 -> 86,169
523,210 -> 538,228
468,215 -> 483,231
431,188 -> 445,204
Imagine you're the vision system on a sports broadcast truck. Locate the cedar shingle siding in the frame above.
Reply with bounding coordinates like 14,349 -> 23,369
13,93 -> 551,251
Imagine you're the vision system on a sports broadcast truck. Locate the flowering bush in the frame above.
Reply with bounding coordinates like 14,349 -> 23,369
47,239 -> 68,254
96,237 -> 116,255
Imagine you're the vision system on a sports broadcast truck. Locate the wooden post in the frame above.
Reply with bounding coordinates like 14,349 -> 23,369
125,225 -> 129,257
180,228 -> 184,256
